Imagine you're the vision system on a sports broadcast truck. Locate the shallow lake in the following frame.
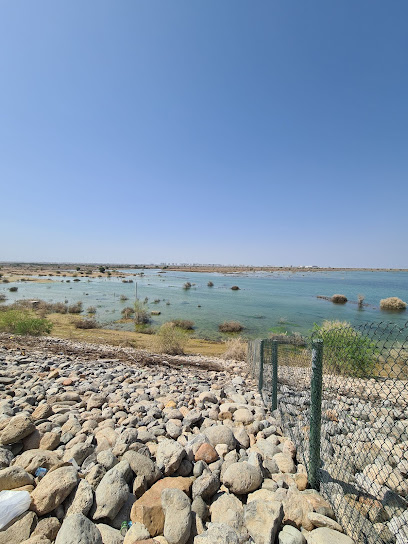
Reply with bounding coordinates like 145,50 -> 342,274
2,269 -> 407,340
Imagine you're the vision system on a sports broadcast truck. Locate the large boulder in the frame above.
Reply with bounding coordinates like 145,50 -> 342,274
30,466 -> 78,515
130,477 -> 193,536
308,527 -> 354,544
244,500 -> 283,544
156,439 -> 185,476
193,522 -> 240,544
222,462 -> 263,494
209,493 -> 245,537
204,426 -> 236,450
0,512 -> 37,544
0,466 -> 34,491
162,488 -> 192,544
92,465 -> 129,520
65,479 -> 94,516
11,449 -> 62,474
55,514 -> 102,544
0,416 -> 36,445
123,451 -> 161,486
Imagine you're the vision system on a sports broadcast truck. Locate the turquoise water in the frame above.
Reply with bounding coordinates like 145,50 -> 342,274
1,270 -> 407,340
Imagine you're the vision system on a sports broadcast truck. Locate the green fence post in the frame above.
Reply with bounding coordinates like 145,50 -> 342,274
258,340 -> 264,394
271,340 -> 278,411
309,339 -> 323,489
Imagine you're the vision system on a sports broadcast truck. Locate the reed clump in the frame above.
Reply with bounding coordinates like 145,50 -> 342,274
380,297 -> 407,311
222,337 -> 247,361
331,294 -> 347,304
219,321 -> 244,333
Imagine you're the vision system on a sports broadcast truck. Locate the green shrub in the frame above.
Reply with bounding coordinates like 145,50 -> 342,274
153,322 -> 188,355
0,309 -> 52,336
312,320 -> 378,377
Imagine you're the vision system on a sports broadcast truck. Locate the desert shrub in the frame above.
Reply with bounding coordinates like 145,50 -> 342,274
207,281 -> 214,287
380,297 -> 407,311
99,266 -> 106,273
9,287 -> 18,292
74,318 -> 98,329
312,320 -> 377,377
134,300 -> 151,324
331,294 -> 347,304
0,309 -> 52,336
35,301 -> 67,314
68,302 -> 83,314
87,306 -> 97,314
121,306 -> 134,319
120,295 -> 129,302
171,319 -> 195,330
0,294 -> 6,303
183,282 -> 192,290
231,286 -> 240,291
219,321 -> 244,333
153,322 -> 188,355
222,337 -> 247,361
2,279 -> 9,283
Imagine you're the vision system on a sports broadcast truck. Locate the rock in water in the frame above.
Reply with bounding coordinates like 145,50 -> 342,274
161,488 -> 192,544
55,514 -> 102,544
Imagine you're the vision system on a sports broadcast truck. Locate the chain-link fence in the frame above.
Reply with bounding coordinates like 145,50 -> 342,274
247,322 -> 408,544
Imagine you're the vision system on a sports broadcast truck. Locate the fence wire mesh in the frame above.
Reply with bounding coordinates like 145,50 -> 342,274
248,322 -> 408,544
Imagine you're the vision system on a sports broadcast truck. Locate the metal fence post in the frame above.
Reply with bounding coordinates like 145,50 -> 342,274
309,339 -> 323,489
271,340 -> 278,411
258,340 -> 264,394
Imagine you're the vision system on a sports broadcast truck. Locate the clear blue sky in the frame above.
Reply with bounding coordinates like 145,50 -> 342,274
1,1 -> 407,267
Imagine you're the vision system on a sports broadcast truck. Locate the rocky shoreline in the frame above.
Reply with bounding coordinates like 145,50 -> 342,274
0,338 -> 354,544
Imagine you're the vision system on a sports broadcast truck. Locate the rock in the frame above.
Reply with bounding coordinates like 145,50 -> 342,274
278,525 -> 306,544
193,522 -> 240,544
233,408 -> 254,424
93,465 -> 129,520
130,477 -> 193,536
244,500 -> 283,544
55,513 -> 103,544
31,517 -> 61,541
308,527 -> 354,544
20,537 -> 51,544
209,493 -> 245,536
65,478 -> 94,516
95,524 -> 123,544
156,439 -> 185,476
282,489 -> 314,531
0,511 -> 37,544
273,453 -> 296,474
39,432 -> 60,450
0,416 -> 36,445
204,426 -> 236,450
11,449 -> 62,473
0,466 -> 34,491
192,497 -> 209,521
30,465 -> 78,515
162,488 -> 191,544
307,512 -> 343,532
123,522 -> 150,543
192,470 -> 220,500
222,461 -> 263,494
123,451 -> 161,486
194,443 -> 218,464
87,393 -> 107,410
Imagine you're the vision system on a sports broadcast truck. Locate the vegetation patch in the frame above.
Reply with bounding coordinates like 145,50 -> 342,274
153,322 -> 188,355
380,297 -> 407,311
222,337 -> 247,361
171,319 -> 195,330
134,300 -> 151,324
68,302 -> 83,314
313,320 -> 377,377
74,318 -> 98,329
121,307 -> 134,319
219,321 -> 244,333
0,309 -> 52,336
331,294 -> 348,304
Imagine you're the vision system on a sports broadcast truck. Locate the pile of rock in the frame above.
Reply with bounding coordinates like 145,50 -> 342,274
0,344 -> 354,543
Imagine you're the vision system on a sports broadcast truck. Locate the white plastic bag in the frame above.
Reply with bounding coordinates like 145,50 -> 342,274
0,490 -> 31,529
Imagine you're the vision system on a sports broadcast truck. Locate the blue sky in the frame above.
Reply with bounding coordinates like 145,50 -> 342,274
0,1 -> 407,267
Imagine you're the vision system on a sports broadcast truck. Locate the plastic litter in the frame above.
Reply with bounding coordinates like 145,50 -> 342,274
68,458 -> 80,471
34,467 -> 47,479
0,490 -> 31,530
120,521 -> 128,536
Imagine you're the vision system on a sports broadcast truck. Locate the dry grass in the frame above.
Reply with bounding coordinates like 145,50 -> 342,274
222,337 -> 247,361
219,321 -> 244,333
331,294 -> 348,304
380,297 -> 407,311
68,302 -> 83,314
152,322 -> 188,355
74,318 -> 98,329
